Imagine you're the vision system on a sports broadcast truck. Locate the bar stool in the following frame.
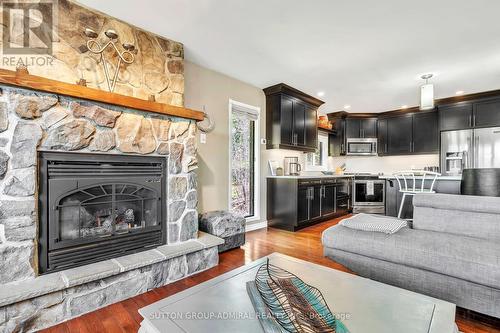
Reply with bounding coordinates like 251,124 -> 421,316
394,170 -> 441,220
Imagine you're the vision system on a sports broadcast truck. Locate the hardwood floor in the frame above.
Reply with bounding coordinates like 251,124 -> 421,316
41,217 -> 500,333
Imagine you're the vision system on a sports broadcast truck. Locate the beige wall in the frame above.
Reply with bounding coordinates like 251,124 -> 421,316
184,61 -> 267,225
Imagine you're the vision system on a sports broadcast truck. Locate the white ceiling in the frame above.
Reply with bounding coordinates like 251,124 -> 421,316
79,0 -> 500,114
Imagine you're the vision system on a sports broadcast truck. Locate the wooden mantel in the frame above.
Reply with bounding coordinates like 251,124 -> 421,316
0,68 -> 205,121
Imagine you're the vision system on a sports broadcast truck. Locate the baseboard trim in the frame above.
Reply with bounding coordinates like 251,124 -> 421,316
245,220 -> 267,232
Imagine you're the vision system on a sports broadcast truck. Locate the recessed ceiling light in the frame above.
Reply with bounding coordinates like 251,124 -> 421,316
343,104 -> 351,110
455,90 -> 465,95
401,105 -> 408,109
317,91 -> 325,97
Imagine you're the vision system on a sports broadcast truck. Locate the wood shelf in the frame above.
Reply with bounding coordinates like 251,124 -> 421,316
0,68 -> 205,121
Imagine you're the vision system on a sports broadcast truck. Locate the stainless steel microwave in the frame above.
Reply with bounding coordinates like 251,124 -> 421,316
346,138 -> 378,156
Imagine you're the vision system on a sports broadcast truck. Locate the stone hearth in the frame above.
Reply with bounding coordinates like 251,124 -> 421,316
0,85 -> 221,332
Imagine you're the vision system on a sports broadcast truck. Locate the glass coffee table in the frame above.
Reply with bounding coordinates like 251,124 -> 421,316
139,253 -> 457,333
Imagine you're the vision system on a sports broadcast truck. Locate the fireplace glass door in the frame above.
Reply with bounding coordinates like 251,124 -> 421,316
57,183 -> 159,242
39,152 -> 167,273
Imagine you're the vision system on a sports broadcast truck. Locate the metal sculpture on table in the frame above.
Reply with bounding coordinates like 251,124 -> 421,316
254,259 -> 349,333
83,28 -> 135,93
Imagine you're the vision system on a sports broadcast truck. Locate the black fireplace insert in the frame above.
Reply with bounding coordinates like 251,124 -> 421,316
38,152 -> 167,273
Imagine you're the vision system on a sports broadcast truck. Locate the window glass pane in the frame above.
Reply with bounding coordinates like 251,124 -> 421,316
230,112 -> 255,217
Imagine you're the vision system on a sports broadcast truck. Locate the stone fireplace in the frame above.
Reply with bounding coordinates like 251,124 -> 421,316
38,152 -> 168,273
0,84 -> 222,332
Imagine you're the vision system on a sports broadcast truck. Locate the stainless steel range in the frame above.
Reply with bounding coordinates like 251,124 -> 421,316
350,173 -> 385,214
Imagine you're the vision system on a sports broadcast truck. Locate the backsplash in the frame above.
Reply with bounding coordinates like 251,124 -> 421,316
265,148 -> 439,175
329,154 -> 440,174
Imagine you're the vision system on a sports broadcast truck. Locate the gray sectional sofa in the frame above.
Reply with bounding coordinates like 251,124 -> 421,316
322,193 -> 500,318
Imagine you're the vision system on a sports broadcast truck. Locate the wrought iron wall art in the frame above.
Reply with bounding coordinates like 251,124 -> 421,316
83,28 -> 135,93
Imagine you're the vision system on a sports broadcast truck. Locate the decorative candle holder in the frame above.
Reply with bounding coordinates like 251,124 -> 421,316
83,28 -> 135,93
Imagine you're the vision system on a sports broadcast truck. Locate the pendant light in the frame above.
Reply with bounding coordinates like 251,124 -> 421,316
419,74 -> 434,110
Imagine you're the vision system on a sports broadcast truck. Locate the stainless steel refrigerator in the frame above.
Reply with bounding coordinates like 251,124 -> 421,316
441,127 -> 500,176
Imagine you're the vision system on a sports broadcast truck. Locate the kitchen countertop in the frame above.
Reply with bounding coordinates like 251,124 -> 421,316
266,175 -> 354,179
379,175 -> 462,181
267,174 -> 462,181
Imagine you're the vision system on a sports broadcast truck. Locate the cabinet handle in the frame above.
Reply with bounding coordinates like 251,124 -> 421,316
385,143 -> 388,153
469,114 -> 473,127
473,114 -> 476,127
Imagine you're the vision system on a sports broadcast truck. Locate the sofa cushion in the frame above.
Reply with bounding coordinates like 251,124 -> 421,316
413,193 -> 500,241
322,225 -> 500,289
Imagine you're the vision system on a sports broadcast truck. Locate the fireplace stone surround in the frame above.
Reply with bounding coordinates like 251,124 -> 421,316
0,85 -> 223,332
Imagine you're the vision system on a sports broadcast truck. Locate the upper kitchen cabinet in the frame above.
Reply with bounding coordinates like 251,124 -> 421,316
378,111 -> 439,155
378,110 -> 438,156
412,111 -> 439,153
264,83 -> 324,152
439,95 -> 500,131
473,98 -> 500,128
345,118 -> 377,138
386,114 -> 413,155
438,103 -> 473,131
329,117 -> 346,156
377,118 -> 388,155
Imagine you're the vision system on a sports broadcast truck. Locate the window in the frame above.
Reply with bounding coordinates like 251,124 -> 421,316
229,100 -> 260,219
305,132 -> 328,171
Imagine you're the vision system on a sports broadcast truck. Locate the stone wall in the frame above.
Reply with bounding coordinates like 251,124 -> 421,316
0,85 -> 199,285
0,0 -> 184,106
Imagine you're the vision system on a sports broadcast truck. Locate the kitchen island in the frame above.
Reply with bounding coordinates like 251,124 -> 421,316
381,175 -> 462,218
266,175 -> 353,231
267,174 -> 463,228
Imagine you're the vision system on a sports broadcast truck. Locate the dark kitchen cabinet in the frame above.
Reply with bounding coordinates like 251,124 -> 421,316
280,96 -> 294,146
321,184 -> 336,217
297,185 -> 322,224
387,115 -> 413,155
412,111 -> 439,153
346,118 -> 377,138
438,103 -> 473,131
267,177 -> 352,231
346,119 -> 361,139
264,83 -> 324,152
378,111 -> 438,156
473,98 -> 500,128
310,186 -> 322,220
377,118 -> 388,155
297,187 -> 309,224
305,106 -> 318,148
329,117 -> 346,156
361,118 -> 378,138
293,100 -> 306,146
